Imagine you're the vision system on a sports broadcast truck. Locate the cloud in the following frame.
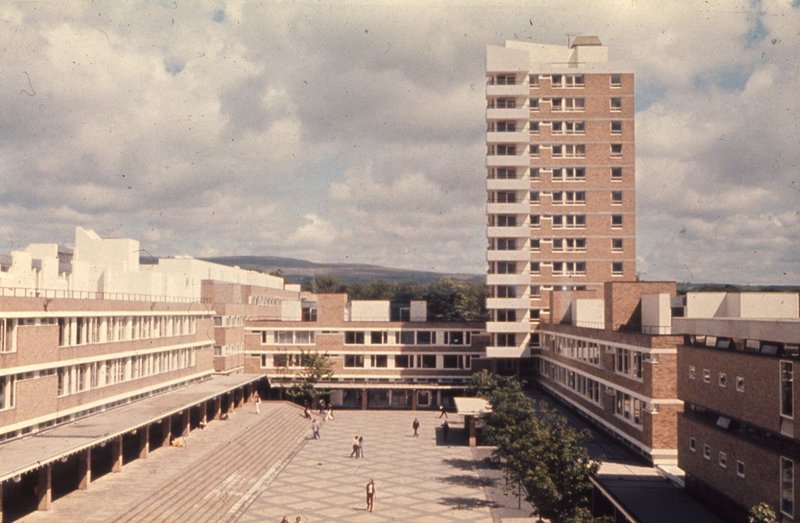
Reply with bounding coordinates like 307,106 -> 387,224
0,1 -> 797,284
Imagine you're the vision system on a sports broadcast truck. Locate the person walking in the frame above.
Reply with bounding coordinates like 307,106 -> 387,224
350,435 -> 360,458
311,418 -> 320,439
357,435 -> 365,458
365,479 -> 375,512
303,406 -> 312,419
412,417 -> 420,437
438,405 -> 447,419
318,398 -> 325,414
254,393 -> 261,415
442,420 -> 450,441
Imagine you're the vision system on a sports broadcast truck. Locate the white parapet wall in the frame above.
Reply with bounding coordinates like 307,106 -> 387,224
350,301 -> 391,322
641,293 -> 672,334
686,292 -> 799,319
410,301 -> 427,322
571,299 -> 604,328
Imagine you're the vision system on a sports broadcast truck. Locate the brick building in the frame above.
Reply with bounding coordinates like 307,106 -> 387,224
246,294 -> 487,410
674,291 -> 800,522
536,281 -> 682,465
485,36 -> 636,359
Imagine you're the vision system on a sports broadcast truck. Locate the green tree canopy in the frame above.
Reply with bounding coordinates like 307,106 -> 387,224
285,350 -> 334,404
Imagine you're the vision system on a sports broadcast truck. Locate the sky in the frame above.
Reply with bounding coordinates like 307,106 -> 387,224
0,0 -> 798,285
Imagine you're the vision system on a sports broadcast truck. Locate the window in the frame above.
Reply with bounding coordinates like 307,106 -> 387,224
719,373 -> 727,387
495,215 -> 517,227
496,261 -> 517,274
530,191 -> 540,203
530,98 -> 540,111
553,238 -> 586,252
496,310 -> 516,322
496,333 -> 517,347
782,457 -> 794,517
611,121 -> 622,134
494,145 -> 516,156
495,121 -> 516,132
552,167 -> 585,181
703,369 -> 711,383
552,144 -> 586,158
495,286 -> 516,298
417,355 -> 436,368
719,452 -> 727,468
612,238 -> 623,252
611,215 -> 623,228
610,97 -> 622,111
344,355 -> 365,368
0,376 -> 14,410
394,355 -> 411,368
689,437 -> 696,452
611,167 -> 623,180
610,74 -> 622,87
495,238 -> 516,250
416,331 -> 433,344
494,74 -> 516,85
703,445 -> 711,460
611,191 -> 623,204
370,355 -> 388,368
529,74 -> 539,87
737,461 -> 745,478
531,262 -> 540,274
610,144 -> 623,156
529,144 -> 540,157
689,365 -> 696,379
495,167 -> 516,179
782,361 -> 793,418
531,215 -> 541,228
400,331 -> 414,344
443,355 -> 461,369
552,191 -> 586,205
371,331 -> 387,344
494,98 -> 515,109
531,168 -> 540,180
552,261 -> 586,275
553,214 -> 586,229
552,97 -> 585,112
345,331 -> 365,345
551,74 -> 584,88
551,121 -> 585,135
736,376 -> 745,392
529,121 -> 540,134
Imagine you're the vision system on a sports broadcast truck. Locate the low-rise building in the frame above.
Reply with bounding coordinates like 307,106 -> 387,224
536,281 -> 682,465
246,294 -> 488,409
674,291 -> 800,522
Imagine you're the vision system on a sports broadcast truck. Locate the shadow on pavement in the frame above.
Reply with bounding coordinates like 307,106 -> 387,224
440,474 -> 497,488
438,496 -> 498,510
441,457 -> 498,470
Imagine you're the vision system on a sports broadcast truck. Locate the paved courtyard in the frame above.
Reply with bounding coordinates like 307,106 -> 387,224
20,404 -> 533,522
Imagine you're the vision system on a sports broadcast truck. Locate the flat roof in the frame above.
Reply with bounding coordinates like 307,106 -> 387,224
453,396 -> 491,416
0,374 -> 263,483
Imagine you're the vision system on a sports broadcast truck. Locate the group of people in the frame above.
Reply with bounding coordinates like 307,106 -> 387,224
350,434 -> 365,457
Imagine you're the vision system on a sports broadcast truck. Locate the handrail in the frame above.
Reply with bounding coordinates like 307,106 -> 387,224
0,286 -> 199,303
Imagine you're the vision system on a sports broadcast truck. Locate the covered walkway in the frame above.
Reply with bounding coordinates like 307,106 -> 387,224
0,374 -> 267,521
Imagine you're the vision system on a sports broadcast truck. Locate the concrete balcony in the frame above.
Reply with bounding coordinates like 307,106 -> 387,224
487,177 -> 529,191
487,225 -> 529,238
486,107 -> 529,120
487,273 -> 530,286
486,202 -> 528,215
486,154 -> 529,167
486,297 -> 530,309
486,131 -> 529,144
486,321 -> 531,333
486,249 -> 531,262
486,344 -> 530,359
486,84 -> 528,97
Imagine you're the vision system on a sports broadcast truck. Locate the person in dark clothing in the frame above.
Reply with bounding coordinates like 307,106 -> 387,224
412,417 -> 420,437
442,420 -> 449,441
365,479 -> 375,512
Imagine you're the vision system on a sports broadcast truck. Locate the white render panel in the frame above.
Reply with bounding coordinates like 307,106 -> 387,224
350,301 -> 391,321
641,293 -> 672,334
571,299 -> 604,327
410,301 -> 427,322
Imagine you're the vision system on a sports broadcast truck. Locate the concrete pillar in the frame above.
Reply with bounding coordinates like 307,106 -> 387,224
228,392 -> 234,413
436,390 -> 442,407
213,398 -> 222,420
237,388 -> 244,408
412,390 -> 418,410
138,426 -> 149,459
36,465 -> 52,511
78,448 -> 91,490
361,388 -> 368,410
182,410 -> 190,437
111,437 -> 123,473
162,418 -> 171,448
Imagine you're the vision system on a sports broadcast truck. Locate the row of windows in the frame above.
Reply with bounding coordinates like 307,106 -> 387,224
490,261 -> 625,277
345,330 -> 473,346
57,315 -> 198,348
688,365 -> 746,392
487,166 -> 628,181
489,73 -> 623,88
528,120 -> 624,135
264,353 -> 474,370
614,390 -> 645,429
530,190 -> 625,206
688,437 -> 747,479
539,359 -> 602,405
261,331 -> 316,345
541,333 -> 653,374
214,315 -> 245,327
56,348 -> 199,397
529,97 -> 624,112
214,342 -> 244,356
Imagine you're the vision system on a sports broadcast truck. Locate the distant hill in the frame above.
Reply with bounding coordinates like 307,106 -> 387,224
199,255 -> 484,286
677,282 -> 800,293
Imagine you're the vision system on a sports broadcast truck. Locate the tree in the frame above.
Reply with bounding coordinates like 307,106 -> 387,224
748,502 -> 777,523
285,350 -> 334,404
469,372 -> 601,522
425,278 -> 487,321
